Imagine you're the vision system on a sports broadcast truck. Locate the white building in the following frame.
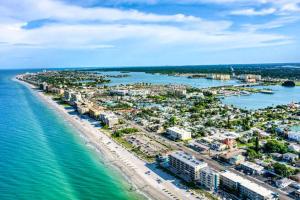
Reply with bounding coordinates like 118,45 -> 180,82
199,167 -> 220,191
167,127 -> 191,140
220,171 -> 276,200
168,151 -> 207,182
100,112 -> 119,128
240,161 -> 264,175
288,131 -> 300,142
288,144 -> 300,152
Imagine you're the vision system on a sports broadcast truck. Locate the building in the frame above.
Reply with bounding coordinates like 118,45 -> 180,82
275,178 -> 293,188
239,74 -> 262,83
199,167 -> 219,191
288,144 -> 300,152
219,150 -> 245,165
49,87 -> 64,95
294,189 -> 300,199
63,90 -> 74,102
70,93 -> 82,105
207,74 -> 231,80
166,127 -> 191,141
283,153 -> 299,162
220,171 -> 276,200
100,112 -> 119,128
240,161 -> 264,175
109,89 -> 128,96
288,131 -> 300,142
168,151 -> 207,182
77,104 -> 90,115
89,106 -> 102,119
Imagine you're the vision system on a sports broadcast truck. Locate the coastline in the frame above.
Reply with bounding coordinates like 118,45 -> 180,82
15,78 -> 202,200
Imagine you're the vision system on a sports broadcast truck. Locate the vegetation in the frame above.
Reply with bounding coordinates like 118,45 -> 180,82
273,162 -> 294,177
112,127 -> 138,137
263,140 -> 288,154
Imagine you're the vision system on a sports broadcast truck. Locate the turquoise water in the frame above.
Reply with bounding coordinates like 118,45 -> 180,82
221,85 -> 300,110
99,71 -> 240,88
0,70 -> 139,200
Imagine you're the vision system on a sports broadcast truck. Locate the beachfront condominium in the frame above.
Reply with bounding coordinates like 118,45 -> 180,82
166,127 -> 191,141
220,171 -> 276,200
168,151 -> 207,182
99,112 -> 119,128
199,167 -> 220,192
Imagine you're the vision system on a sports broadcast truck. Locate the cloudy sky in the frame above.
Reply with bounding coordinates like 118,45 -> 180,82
0,0 -> 300,68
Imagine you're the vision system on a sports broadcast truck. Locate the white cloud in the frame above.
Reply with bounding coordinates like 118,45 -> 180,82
0,0 -> 295,51
230,8 -> 277,16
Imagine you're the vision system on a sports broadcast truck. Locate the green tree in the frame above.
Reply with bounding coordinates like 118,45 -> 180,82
273,162 -> 293,177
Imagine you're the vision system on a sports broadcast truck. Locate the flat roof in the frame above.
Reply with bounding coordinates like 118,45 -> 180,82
169,151 -> 207,168
167,127 -> 190,134
221,171 -> 273,197
241,161 -> 264,171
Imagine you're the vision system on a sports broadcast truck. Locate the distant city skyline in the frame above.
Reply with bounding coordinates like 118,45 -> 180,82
0,0 -> 300,68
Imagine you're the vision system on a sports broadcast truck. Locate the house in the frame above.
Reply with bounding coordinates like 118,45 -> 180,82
219,150 -> 246,165
283,153 -> 299,162
288,144 -> 300,153
275,178 -> 293,188
288,131 -> 300,142
270,153 -> 282,160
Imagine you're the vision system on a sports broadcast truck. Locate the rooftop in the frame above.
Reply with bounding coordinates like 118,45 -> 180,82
169,151 -> 207,168
221,171 -> 274,198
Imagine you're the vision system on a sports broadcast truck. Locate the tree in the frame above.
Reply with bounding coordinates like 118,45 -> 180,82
169,116 -> 178,126
255,136 -> 259,153
264,140 -> 288,153
273,162 -> 293,177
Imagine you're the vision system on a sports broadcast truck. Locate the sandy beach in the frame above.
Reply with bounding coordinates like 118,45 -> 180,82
16,78 -> 206,200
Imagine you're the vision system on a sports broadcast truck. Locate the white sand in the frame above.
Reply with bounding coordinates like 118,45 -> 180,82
17,78 -> 206,200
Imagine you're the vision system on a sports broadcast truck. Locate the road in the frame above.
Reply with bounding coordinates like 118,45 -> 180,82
118,114 -> 293,200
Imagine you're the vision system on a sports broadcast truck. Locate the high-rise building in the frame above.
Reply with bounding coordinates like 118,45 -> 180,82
168,151 -> 207,182
199,167 -> 219,191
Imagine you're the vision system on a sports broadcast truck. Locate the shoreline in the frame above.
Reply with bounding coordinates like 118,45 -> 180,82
15,78 -> 202,200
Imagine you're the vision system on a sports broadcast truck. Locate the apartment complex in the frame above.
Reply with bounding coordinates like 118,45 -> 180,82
100,112 -> 119,128
168,151 -> 207,182
167,127 -> 191,141
199,167 -> 220,192
220,171 -> 276,200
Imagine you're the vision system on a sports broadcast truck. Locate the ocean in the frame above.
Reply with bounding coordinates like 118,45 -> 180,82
0,69 -> 139,200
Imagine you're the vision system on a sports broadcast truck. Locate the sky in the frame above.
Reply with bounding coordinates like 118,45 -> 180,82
0,0 -> 300,69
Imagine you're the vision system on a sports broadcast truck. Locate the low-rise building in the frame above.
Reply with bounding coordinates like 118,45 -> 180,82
275,178 -> 293,189
166,127 -> 191,141
168,151 -> 207,182
288,144 -> 300,152
240,161 -> 264,175
220,171 -> 276,200
199,167 -> 219,191
283,153 -> 299,162
288,131 -> 300,142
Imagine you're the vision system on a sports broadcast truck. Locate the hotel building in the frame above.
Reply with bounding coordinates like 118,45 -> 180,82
168,151 -> 207,182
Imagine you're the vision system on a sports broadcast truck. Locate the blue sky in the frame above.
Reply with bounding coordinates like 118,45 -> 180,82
0,0 -> 300,69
